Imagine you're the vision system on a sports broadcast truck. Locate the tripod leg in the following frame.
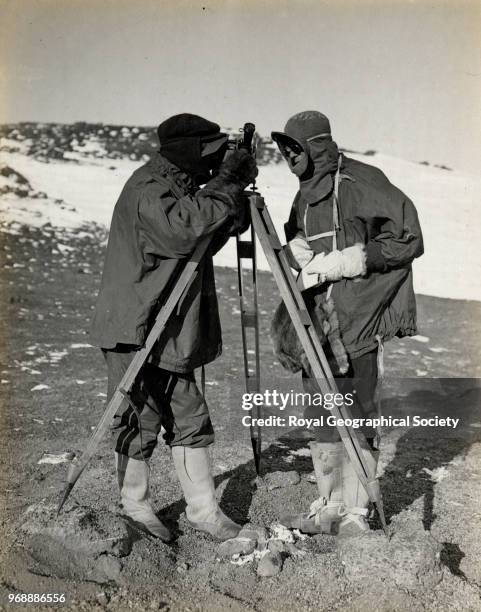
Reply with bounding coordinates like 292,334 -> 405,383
236,224 -> 262,475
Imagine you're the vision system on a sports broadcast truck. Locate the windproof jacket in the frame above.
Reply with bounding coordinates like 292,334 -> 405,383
89,153 -> 236,372
285,154 -> 424,359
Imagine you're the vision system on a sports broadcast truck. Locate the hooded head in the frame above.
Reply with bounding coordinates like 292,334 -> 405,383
157,113 -> 228,185
272,110 -> 339,201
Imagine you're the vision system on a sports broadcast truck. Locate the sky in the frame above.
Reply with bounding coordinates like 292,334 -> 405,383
1,0 -> 480,174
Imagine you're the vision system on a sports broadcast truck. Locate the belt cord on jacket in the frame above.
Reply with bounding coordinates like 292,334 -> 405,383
201,364 -> 206,397
374,334 -> 384,449
326,155 -> 343,301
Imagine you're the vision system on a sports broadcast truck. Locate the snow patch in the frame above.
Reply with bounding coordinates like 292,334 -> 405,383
422,466 -> 450,482
31,384 -> 50,391
412,335 -> 430,343
288,448 -> 311,457
38,452 -> 75,465
2,143 -> 481,301
49,350 -> 68,363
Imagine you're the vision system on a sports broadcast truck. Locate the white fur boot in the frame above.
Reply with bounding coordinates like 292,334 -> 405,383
172,446 -> 241,541
116,452 -> 172,542
280,441 -> 345,534
337,445 -> 379,537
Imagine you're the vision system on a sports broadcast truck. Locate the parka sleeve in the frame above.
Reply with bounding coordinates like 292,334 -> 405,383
284,192 -> 305,241
138,185 -> 235,259
365,186 -> 424,272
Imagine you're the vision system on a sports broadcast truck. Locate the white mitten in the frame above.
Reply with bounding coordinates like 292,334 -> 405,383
339,244 -> 367,279
285,236 -> 314,270
296,244 -> 366,291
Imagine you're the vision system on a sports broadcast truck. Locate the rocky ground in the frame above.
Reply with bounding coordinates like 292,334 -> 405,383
0,220 -> 481,611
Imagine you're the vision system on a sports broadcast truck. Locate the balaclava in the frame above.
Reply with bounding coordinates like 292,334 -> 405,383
157,113 -> 228,186
272,111 -> 339,203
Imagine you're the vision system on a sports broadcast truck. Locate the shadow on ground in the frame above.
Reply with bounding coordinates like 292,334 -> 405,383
158,380 -> 481,582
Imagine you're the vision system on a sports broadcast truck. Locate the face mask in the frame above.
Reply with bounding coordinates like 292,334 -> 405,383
160,134 -> 228,185
201,134 -> 228,173
274,134 -> 308,176
298,139 -> 339,203
287,151 -> 309,177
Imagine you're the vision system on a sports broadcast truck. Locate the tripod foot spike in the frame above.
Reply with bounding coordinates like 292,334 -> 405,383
251,438 -> 261,476
57,483 -> 74,516
374,502 -> 390,538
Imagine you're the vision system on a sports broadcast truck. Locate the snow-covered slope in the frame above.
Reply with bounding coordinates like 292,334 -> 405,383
1,127 -> 480,301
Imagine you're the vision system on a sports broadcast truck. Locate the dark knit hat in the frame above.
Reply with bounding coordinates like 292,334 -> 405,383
157,113 -> 221,144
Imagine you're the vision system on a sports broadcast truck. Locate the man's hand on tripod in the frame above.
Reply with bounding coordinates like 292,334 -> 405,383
200,149 -> 257,233
214,149 -> 258,191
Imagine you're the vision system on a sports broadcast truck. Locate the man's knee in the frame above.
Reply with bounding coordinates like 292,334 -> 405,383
114,430 -> 158,460
163,410 -> 215,447
164,372 -> 215,447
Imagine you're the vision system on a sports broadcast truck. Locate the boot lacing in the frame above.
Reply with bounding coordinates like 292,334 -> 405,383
307,497 -> 369,529
308,497 -> 344,526
338,505 -> 369,530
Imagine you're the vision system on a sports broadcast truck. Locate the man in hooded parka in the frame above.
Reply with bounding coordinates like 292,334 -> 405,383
90,113 -> 257,543
271,110 -> 423,536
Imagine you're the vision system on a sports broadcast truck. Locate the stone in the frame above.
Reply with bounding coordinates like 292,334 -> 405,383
237,526 -> 269,546
263,470 -> 301,491
269,523 -> 296,543
96,592 -> 109,606
21,502 -> 131,557
337,515 -> 442,590
285,542 -> 305,557
257,551 -> 283,577
267,539 -> 289,555
19,501 -> 131,584
217,537 -> 257,559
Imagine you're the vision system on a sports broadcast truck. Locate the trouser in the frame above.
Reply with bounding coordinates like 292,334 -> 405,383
103,346 -> 214,460
303,348 -> 379,443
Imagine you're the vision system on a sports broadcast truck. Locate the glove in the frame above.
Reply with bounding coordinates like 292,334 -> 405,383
297,244 -> 366,291
200,150 -> 257,231
284,236 -> 314,270
203,149 -> 258,195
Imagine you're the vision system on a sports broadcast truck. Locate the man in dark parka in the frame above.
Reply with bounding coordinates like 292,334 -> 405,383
90,113 -> 257,542
271,110 -> 423,536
